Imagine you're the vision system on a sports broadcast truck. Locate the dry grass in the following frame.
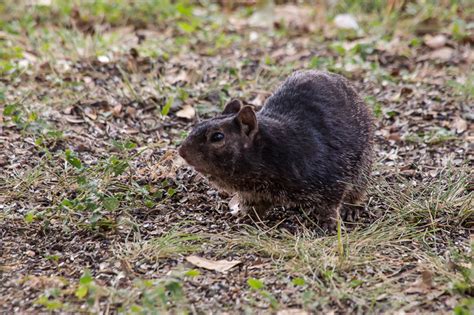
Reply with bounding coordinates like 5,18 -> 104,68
113,167 -> 472,311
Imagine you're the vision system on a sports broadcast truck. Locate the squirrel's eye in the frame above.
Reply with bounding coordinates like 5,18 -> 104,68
210,132 -> 224,142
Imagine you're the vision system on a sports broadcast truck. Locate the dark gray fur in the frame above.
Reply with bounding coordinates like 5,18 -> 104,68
179,70 -> 374,229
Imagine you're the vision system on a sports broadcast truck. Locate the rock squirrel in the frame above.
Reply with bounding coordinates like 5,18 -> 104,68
179,70 -> 374,230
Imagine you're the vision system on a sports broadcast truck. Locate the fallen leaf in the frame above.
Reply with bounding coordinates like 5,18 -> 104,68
424,34 -> 447,49
375,37 -> 409,55
186,255 -> 241,273
126,106 -> 137,118
429,47 -> 454,61
274,4 -> 317,32
150,150 -> 185,181
63,106 -> 74,115
334,14 -> 359,30
421,269 -> 433,287
176,105 -> 196,120
405,270 -> 433,294
112,104 -> 123,117
84,108 -> 97,120
120,259 -> 135,277
0,265 -> 15,272
168,70 -> 189,85
23,275 -> 66,290
452,116 -> 467,133
388,132 -> 401,142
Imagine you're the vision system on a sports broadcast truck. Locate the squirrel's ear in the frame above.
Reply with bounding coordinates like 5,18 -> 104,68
222,99 -> 242,115
236,106 -> 258,140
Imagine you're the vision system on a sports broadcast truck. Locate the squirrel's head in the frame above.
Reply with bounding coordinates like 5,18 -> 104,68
178,100 -> 258,177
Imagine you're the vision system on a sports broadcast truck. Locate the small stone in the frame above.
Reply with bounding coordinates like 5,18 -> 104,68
249,32 -> 259,41
334,14 -> 359,30
97,55 -> 110,63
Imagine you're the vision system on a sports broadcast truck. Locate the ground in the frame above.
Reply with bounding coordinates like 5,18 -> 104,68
0,1 -> 473,314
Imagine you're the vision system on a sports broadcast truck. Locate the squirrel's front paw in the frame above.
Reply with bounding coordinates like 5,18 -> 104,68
229,195 -> 247,216
229,195 -> 269,221
341,205 -> 361,222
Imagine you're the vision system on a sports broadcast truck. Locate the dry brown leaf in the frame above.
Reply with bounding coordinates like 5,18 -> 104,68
0,264 -> 15,272
405,270 -> 433,294
388,132 -> 401,142
376,37 -> 407,54
274,4 -> 317,32
186,68 -> 201,85
424,34 -> 447,49
168,70 -> 189,84
126,106 -> 137,118
452,116 -> 467,133
176,105 -> 196,120
186,255 -> 241,273
112,104 -> 123,117
150,150 -> 185,181
120,259 -> 135,277
429,47 -> 454,61
23,275 -> 66,290
63,106 -> 74,115
84,108 -> 97,120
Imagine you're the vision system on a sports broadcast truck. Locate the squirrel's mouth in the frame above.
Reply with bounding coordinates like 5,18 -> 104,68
179,150 -> 213,176
193,166 -> 217,179
190,164 -> 209,175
